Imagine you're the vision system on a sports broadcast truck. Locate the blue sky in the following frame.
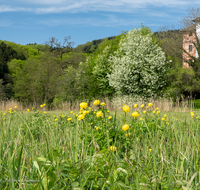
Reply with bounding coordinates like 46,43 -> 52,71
0,0 -> 200,47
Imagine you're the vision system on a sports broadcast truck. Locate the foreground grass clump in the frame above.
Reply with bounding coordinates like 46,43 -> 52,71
0,103 -> 200,189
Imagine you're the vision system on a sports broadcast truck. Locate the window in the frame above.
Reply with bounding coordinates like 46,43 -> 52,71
189,44 -> 193,52
189,32 -> 193,36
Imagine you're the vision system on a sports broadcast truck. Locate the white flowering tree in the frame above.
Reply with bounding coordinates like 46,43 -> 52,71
108,27 -> 167,98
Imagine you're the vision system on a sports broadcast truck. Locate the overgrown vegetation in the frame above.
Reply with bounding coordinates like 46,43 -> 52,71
0,102 -> 200,189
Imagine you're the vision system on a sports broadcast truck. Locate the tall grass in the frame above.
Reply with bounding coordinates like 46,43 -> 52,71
0,102 -> 200,189
0,96 -> 195,111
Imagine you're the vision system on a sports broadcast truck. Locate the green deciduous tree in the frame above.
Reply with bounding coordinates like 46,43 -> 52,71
108,27 -> 167,98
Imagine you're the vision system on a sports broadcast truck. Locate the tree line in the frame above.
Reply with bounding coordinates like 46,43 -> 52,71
1,11 -> 200,108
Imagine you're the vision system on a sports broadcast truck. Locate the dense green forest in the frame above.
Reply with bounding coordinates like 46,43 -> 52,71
0,26 -> 199,109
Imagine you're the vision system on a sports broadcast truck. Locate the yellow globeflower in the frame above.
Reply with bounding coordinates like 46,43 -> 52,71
122,124 -> 129,131
78,114 -> 85,120
96,111 -> 103,117
148,103 -> 153,107
71,111 -> 73,114
95,126 -> 99,130
27,109 -> 30,112
101,102 -> 106,106
122,105 -> 129,113
164,114 -> 167,118
67,118 -> 72,121
132,111 -> 139,118
93,100 -> 100,105
162,118 -> 165,121
54,118 -> 58,122
143,110 -> 146,114
83,110 -> 87,115
126,133 -> 131,137
140,118 -> 143,121
191,112 -> 194,117
14,106 -> 17,109
40,105 -> 43,108
80,102 -> 87,109
156,107 -> 159,110
43,104 -> 46,107
134,104 -> 137,108
153,111 -> 156,114
108,116 -> 112,120
44,111 -> 46,114
110,146 -> 117,151
141,104 -> 144,108
149,149 -> 152,152
157,111 -> 160,114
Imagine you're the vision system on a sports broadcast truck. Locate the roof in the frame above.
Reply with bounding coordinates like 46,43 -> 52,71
180,24 -> 196,32
192,17 -> 200,22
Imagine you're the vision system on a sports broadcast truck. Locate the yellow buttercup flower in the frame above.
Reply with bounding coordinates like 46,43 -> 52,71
40,105 -> 43,108
143,110 -> 146,114
96,111 -> 103,117
149,149 -> 152,152
43,104 -> 46,107
14,106 -> 17,109
148,103 -> 153,107
140,118 -> 143,121
78,114 -> 85,120
122,124 -> 129,131
134,104 -> 137,108
108,116 -> 112,120
122,105 -> 129,113
157,111 -> 160,114
141,104 -> 144,108
44,111 -> 46,114
164,114 -> 167,118
132,111 -> 139,118
27,109 -> 30,112
71,111 -> 73,114
156,107 -> 159,110
125,133 -> 131,137
93,100 -> 100,105
162,118 -> 165,121
54,118 -> 57,122
83,110 -> 87,115
110,146 -> 117,151
80,102 -> 87,109
95,126 -> 99,130
101,102 -> 106,106
153,111 -> 156,114
191,112 -> 194,117
67,118 -> 72,121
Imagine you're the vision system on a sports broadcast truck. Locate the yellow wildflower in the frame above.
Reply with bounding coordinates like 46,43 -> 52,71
14,106 -> 17,109
148,103 -> 153,107
132,111 -> 139,118
122,105 -> 129,113
27,109 -> 30,112
93,100 -> 100,105
54,118 -> 57,122
101,102 -> 106,106
157,111 -> 160,114
110,146 -> 117,151
96,111 -> 103,117
140,118 -> 143,121
143,110 -> 146,114
162,118 -> 165,121
122,124 -> 129,131
141,104 -> 144,108
134,104 -> 137,108
108,116 -> 112,120
125,133 -> 131,137
80,102 -> 87,109
67,118 -> 72,121
191,112 -> 194,117
78,114 -> 85,120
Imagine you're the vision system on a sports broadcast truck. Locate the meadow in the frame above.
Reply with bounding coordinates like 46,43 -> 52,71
0,101 -> 200,190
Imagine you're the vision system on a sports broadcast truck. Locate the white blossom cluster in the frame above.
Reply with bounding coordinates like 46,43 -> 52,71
108,28 -> 167,98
